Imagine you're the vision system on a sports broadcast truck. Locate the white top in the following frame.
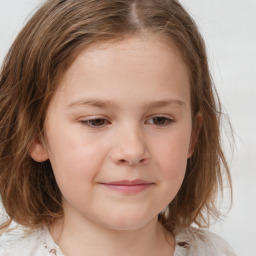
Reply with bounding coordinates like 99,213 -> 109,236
0,225 -> 237,255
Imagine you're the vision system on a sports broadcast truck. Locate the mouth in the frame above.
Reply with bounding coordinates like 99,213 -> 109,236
99,179 -> 154,194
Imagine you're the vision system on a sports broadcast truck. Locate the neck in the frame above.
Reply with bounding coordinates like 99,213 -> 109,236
50,214 -> 174,256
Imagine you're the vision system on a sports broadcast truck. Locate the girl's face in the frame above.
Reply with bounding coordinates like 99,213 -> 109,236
31,36 -> 194,231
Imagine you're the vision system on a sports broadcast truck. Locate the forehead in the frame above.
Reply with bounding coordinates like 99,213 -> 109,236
81,35 -> 179,58
52,35 -> 190,109
61,35 -> 187,79
76,35 -> 185,71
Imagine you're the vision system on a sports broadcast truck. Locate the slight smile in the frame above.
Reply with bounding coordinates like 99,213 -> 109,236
99,180 -> 155,194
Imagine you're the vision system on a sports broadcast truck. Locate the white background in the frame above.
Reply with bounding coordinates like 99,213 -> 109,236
0,1 -> 255,255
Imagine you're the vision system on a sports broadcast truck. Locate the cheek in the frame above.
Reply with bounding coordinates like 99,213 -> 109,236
153,131 -> 191,183
47,137 -> 106,196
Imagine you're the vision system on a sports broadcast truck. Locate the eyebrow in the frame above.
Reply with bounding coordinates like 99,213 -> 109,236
67,99 -> 117,109
144,99 -> 186,109
67,98 -> 186,109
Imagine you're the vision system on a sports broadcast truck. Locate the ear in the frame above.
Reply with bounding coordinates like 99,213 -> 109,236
187,112 -> 202,158
29,138 -> 49,162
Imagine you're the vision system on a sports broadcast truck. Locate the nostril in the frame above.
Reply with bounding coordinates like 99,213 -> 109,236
119,159 -> 126,164
139,158 -> 145,164
115,155 -> 150,166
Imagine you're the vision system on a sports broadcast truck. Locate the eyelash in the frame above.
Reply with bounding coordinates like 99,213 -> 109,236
146,116 -> 174,126
80,118 -> 110,127
80,115 -> 174,127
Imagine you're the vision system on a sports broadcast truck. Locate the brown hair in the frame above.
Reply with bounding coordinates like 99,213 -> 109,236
0,0 -> 232,232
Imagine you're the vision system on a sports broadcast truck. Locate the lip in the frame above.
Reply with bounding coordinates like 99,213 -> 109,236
99,179 -> 154,194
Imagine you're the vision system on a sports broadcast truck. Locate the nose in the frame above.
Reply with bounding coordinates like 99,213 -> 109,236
110,127 -> 150,167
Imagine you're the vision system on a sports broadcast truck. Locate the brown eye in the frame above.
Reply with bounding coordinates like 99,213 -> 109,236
153,117 -> 168,125
148,116 -> 173,126
82,118 -> 109,127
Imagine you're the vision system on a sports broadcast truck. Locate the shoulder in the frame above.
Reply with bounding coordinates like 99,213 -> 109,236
0,225 -> 45,255
174,227 -> 237,256
0,224 -> 62,256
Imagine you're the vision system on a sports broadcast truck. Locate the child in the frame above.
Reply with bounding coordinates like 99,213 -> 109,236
0,0 -> 236,255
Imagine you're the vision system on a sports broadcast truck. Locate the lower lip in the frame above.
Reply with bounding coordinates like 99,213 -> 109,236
101,183 -> 152,194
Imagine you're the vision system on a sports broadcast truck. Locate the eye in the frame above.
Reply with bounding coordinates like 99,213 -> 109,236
147,116 -> 174,126
81,118 -> 110,127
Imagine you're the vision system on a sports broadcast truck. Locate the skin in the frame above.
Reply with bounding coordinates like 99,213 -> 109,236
30,35 -> 196,256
